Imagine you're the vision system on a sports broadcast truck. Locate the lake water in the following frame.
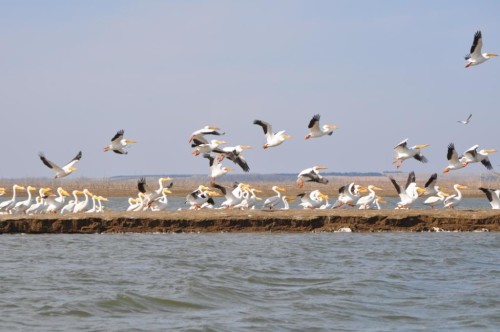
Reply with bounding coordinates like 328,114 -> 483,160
0,233 -> 499,331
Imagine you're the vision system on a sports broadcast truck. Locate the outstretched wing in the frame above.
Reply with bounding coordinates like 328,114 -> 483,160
308,114 -> 320,130
111,130 -> 124,143
64,151 -> 82,169
253,119 -> 272,135
39,153 -> 63,173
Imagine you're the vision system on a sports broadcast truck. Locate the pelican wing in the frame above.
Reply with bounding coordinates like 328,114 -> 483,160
388,176 -> 402,195
203,153 -> 215,167
394,139 -> 409,152
470,31 -> 483,57
462,145 -> 478,161
479,187 -> 494,202
424,173 -> 437,189
211,183 -> 227,196
64,151 -> 82,169
137,178 -> 151,194
253,119 -> 272,136
413,153 -> 428,163
39,153 -> 63,173
447,143 -> 459,163
404,171 -> 416,191
481,158 -> 493,170
111,130 -> 124,143
308,114 -> 321,131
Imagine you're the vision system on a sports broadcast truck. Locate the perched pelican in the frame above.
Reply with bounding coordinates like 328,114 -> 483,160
213,145 -> 251,172
26,196 -> 46,214
478,187 -> 500,210
13,186 -> 37,213
253,120 -> 291,149
73,189 -> 92,213
423,186 -> 449,209
45,187 -> 71,213
464,31 -> 497,68
460,145 -> 496,170
389,171 -> 425,209
148,189 -> 172,211
39,151 -> 82,178
297,166 -> 329,188
211,183 -> 247,208
332,183 -> 366,208
234,186 -> 262,210
185,185 -> 214,209
444,184 -> 467,209
305,114 -> 337,139
262,186 -> 286,209
356,185 -> 382,209
423,173 -> 438,196
297,190 -> 329,209
138,177 -> 173,203
60,190 -> 81,214
104,130 -> 137,154
203,154 -> 233,184
189,126 -> 225,146
192,139 -> 226,156
393,139 -> 429,168
0,184 -> 26,213
443,143 -> 468,173
280,196 -> 295,210
458,114 -> 472,125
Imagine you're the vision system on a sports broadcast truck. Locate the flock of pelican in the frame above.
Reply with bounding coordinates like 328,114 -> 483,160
0,31 -> 498,214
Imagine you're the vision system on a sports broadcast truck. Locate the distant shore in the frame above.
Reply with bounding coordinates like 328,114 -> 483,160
1,210 -> 499,233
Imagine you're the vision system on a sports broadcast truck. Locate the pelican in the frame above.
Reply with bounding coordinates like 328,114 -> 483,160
234,186 -> 262,210
0,184 -> 26,213
26,196 -> 46,214
213,145 -> 252,172
332,183 -> 366,208
444,184 -> 467,209
460,145 -> 496,170
60,190 -> 81,214
45,187 -> 71,213
203,154 -> 233,184
356,185 -> 382,209
464,31 -> 497,68
423,173 -> 438,196
423,186 -> 449,209
253,120 -> 291,149
389,171 -> 425,209
262,186 -> 286,209
478,187 -> 500,209
39,151 -> 82,178
104,130 -> 137,154
280,196 -> 295,210
393,139 -> 429,168
185,185 -> 214,209
189,126 -> 225,146
126,197 -> 139,211
458,114 -> 472,125
305,114 -> 337,139
443,143 -> 468,173
298,190 -> 329,209
148,189 -> 172,211
73,189 -> 92,213
138,177 -> 173,203
211,183 -> 247,208
13,186 -> 37,213
296,166 -> 329,188
192,139 -> 226,156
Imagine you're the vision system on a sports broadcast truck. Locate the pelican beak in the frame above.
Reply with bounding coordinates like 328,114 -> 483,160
483,149 -> 497,154
277,187 -> 286,192
284,135 -> 292,140
415,144 -> 430,149
126,139 -> 137,144
100,196 -> 109,201
163,189 -> 172,194
224,167 -> 234,172
357,186 -> 368,193
216,140 -> 227,145
208,126 -> 220,130
241,145 -> 252,149
315,166 -> 328,170
61,190 -> 70,197
69,167 -> 77,171
441,192 -> 450,197
373,186 -> 383,191
320,194 -> 329,199
459,185 -> 468,190
326,125 -> 337,129
416,187 -> 426,196
161,177 -> 173,182
487,53 -> 498,57
16,185 -> 26,190
208,191 -> 221,197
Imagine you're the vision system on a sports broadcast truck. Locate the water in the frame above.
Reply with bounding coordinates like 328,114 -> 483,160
0,233 -> 499,331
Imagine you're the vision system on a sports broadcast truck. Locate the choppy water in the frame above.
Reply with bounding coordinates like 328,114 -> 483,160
0,233 -> 499,331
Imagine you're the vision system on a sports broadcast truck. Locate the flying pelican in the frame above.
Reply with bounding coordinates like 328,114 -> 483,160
296,166 -> 329,188
213,145 -> 252,172
443,143 -> 468,173
104,130 -> 137,154
39,151 -> 82,178
464,31 -> 497,68
460,145 -> 496,170
444,184 -> 467,209
423,186 -> 449,209
393,139 -> 429,168
13,186 -> 37,213
423,173 -> 438,195
253,120 -> 291,149
389,171 -> 425,209
356,185 -> 382,209
0,184 -> 26,213
203,154 -> 234,184
262,186 -> 286,209
458,114 -> 472,125
478,187 -> 500,209
138,177 -> 173,203
189,126 -> 225,146
192,139 -> 227,156
305,114 -> 337,139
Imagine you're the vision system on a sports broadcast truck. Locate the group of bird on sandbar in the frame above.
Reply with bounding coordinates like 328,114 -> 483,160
0,30 -> 499,214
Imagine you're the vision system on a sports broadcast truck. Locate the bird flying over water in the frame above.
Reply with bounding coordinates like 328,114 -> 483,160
253,119 -> 291,149
39,151 -> 82,178
393,138 -> 429,168
457,114 -> 472,125
104,130 -> 137,154
464,31 -> 497,68
305,114 -> 337,139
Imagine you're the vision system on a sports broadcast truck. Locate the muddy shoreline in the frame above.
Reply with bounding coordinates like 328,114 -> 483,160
1,210 -> 499,233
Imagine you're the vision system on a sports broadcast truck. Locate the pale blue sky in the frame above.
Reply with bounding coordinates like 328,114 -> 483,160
1,1 -> 499,178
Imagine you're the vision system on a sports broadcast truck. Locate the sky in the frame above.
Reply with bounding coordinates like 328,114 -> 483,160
1,1 -> 499,179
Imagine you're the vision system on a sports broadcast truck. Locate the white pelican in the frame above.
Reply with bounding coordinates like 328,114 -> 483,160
192,139 -> 226,156
185,185 -> 213,209
214,145 -> 252,172
203,154 -> 233,184
444,184 -> 467,209
389,171 -> 425,209
464,31 -> 497,68
138,177 -> 173,203
13,186 -> 37,214
104,130 -> 137,154
253,120 -> 291,149
95,196 -> 108,213
189,126 -> 225,146
45,187 -> 70,213
73,189 -> 92,213
39,151 -> 82,178
26,196 -> 46,214
262,186 -> 286,209
0,184 -> 26,213
296,166 -> 329,188
443,143 -> 468,173
60,190 -> 81,214
356,185 -> 382,209
234,187 -> 262,210
280,196 -> 295,210
298,190 -> 329,209
332,183 -> 366,208
478,187 -> 500,209
423,186 -> 449,209
423,173 -> 438,196
211,183 -> 247,208
460,145 -> 496,170
458,114 -> 472,125
305,114 -> 337,139
148,189 -> 172,211
126,197 -> 139,212
393,139 -> 429,168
